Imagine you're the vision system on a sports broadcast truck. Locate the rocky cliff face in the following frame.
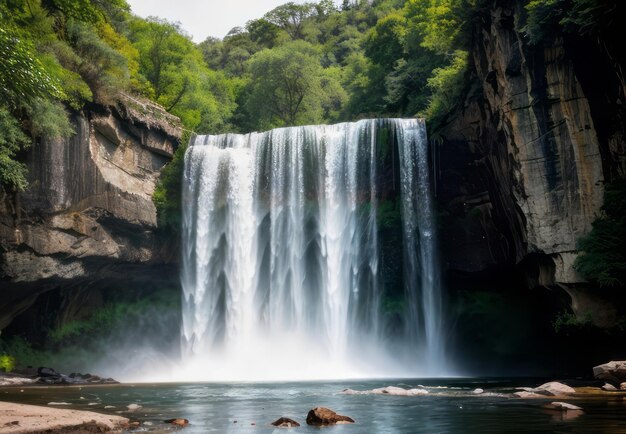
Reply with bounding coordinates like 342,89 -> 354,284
0,96 -> 182,331
436,0 -> 626,371
437,0 -> 625,287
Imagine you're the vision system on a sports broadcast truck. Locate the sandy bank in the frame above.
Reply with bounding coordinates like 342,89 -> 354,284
0,402 -> 128,433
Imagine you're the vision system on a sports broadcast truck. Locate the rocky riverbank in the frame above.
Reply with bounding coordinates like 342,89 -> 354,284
0,368 -> 117,387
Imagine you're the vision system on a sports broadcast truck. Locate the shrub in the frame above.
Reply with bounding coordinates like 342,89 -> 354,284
0,354 -> 16,372
575,178 -> 626,288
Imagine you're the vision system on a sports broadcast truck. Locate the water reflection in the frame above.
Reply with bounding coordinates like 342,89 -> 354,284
1,379 -> 625,433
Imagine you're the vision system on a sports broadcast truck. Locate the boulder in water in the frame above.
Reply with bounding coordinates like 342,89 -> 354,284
306,407 -> 354,426
519,382 -> 575,396
126,404 -> 142,411
543,402 -> 583,411
601,383 -> 618,391
473,388 -> 484,394
271,417 -> 300,427
514,391 -> 548,399
164,418 -> 189,427
620,382 -> 626,390
340,388 -> 362,395
593,361 -> 626,385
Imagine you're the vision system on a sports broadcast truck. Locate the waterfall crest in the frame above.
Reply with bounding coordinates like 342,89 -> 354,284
180,119 -> 445,380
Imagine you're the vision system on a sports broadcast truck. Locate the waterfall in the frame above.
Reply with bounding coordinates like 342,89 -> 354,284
180,119 -> 445,381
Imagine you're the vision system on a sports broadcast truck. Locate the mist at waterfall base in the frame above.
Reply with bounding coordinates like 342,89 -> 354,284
159,118 -> 448,382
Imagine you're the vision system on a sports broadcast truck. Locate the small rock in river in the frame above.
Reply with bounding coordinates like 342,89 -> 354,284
127,403 -> 142,411
544,402 -> 583,411
514,391 -> 547,399
306,407 -> 354,426
620,382 -> 626,391
164,418 -> 189,427
602,383 -> 618,391
473,388 -> 484,394
271,417 -> 300,427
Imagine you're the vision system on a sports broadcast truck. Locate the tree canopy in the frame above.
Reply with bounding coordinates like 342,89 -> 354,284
244,41 -> 345,129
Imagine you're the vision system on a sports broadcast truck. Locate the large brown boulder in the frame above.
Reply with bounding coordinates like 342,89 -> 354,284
306,407 -> 354,426
593,361 -> 626,385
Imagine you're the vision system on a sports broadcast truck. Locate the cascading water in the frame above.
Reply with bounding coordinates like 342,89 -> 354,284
180,119 -> 445,381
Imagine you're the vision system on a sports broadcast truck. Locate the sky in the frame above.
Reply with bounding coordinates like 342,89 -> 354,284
126,0 -> 342,42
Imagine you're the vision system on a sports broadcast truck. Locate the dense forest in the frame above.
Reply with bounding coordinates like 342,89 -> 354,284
0,0 -> 477,186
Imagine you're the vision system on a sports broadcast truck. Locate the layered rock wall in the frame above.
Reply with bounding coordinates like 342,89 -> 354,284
437,0 -> 625,288
0,96 -> 181,331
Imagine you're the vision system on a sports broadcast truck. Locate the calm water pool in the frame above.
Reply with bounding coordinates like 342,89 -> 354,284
2,378 -> 625,433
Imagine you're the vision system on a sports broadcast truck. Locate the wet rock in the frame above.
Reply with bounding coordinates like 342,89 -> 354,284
537,382 -> 576,396
519,382 -> 575,396
544,402 -> 583,411
593,361 -> 626,385
271,417 -> 300,427
126,404 -> 142,411
375,386 -> 429,396
514,391 -> 548,399
38,367 -> 61,377
601,383 -> 618,391
340,386 -> 428,396
473,388 -> 484,394
340,388 -> 361,395
35,367 -> 119,385
620,383 -> 626,391
306,407 -> 354,426
164,418 -> 189,427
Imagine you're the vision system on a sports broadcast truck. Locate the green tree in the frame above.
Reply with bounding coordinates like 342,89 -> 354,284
0,27 -> 62,106
0,108 -> 30,191
525,0 -> 622,44
244,41 -> 344,129
246,18 -> 284,48
129,17 -> 238,131
264,2 -> 316,40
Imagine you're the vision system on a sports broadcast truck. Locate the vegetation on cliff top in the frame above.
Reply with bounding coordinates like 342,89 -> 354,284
0,0 -> 477,195
2,0 -> 618,233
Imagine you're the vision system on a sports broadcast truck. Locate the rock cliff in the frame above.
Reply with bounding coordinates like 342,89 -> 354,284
0,95 -> 182,331
437,0 -> 625,287
436,0 -> 626,372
